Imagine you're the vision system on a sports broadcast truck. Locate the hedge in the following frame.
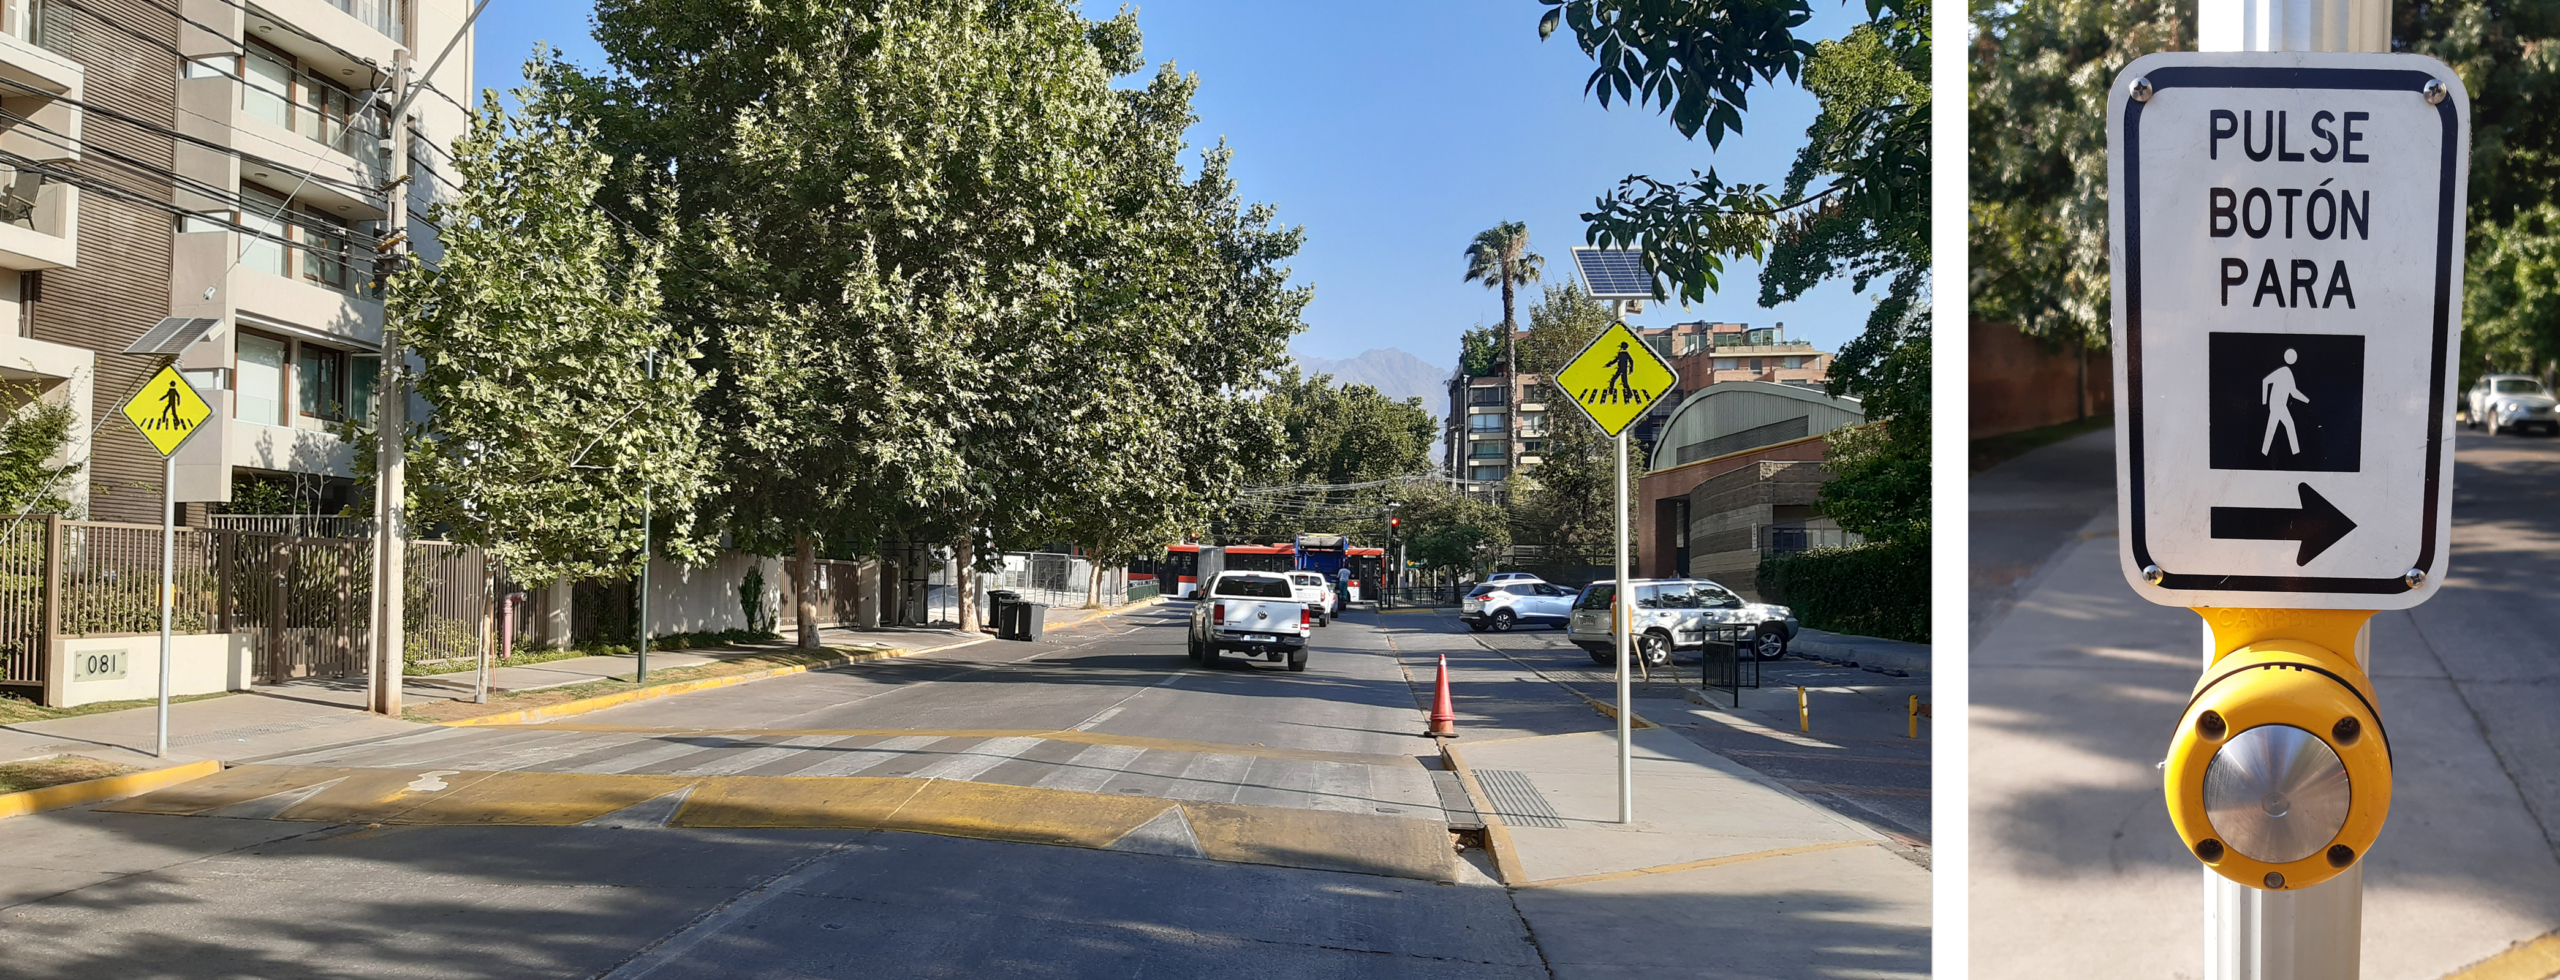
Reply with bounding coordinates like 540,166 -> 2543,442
1757,540 -> 1929,644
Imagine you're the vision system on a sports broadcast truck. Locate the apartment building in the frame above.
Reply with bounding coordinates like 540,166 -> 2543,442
0,0 -> 466,523
1442,331 -> 1548,494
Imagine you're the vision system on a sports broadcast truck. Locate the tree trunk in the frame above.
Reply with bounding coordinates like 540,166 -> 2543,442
1087,560 -> 1103,608
955,535 -> 976,630
795,535 -> 819,649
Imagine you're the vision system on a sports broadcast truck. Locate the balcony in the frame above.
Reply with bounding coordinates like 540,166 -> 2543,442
0,3 -> 80,99
0,164 -> 75,270
249,0 -> 404,72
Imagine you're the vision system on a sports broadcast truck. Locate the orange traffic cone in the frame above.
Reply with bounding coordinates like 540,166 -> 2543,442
1428,651 -> 1458,738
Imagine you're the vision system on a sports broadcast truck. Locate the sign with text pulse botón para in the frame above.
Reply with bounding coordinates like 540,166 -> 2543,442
2108,52 -> 2468,609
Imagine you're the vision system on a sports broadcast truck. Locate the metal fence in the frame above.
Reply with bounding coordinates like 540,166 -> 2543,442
0,516 -> 488,702
1697,625 -> 1762,707
210,514 -> 377,539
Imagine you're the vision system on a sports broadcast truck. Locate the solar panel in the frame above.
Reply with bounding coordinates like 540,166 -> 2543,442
1570,247 -> 1654,301
123,317 -> 222,355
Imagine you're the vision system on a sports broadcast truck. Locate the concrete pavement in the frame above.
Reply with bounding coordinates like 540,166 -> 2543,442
1970,426 -> 2560,980
1376,612 -> 1931,979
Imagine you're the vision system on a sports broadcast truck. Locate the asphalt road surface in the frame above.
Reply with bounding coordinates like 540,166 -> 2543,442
0,607 -> 1540,979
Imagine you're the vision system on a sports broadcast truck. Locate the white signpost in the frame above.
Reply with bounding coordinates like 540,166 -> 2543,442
2109,52 -> 2470,611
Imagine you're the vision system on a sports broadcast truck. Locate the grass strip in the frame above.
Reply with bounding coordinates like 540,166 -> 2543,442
403,645 -> 893,723
0,755 -> 141,794
0,690 -> 237,726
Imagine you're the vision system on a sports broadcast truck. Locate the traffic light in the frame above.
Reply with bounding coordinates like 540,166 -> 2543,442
1389,517 -> 1400,530
2162,614 -> 2391,892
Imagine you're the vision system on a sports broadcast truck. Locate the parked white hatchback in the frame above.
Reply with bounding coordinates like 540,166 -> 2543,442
1460,580 -> 1580,632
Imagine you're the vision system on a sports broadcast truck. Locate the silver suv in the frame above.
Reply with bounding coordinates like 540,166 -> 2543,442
1566,578 -> 1799,666
1460,581 -> 1578,632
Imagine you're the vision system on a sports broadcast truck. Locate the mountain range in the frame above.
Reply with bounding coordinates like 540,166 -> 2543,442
1295,348 -> 1450,421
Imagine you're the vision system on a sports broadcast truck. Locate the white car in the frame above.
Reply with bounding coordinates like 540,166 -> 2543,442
1186,571 -> 1311,671
1460,581 -> 1579,632
2466,374 -> 2558,436
1285,571 -> 1343,625
1485,572 -> 1544,584
1565,578 -> 1801,666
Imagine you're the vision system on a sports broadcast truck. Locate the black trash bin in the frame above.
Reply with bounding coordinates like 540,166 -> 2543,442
987,590 -> 1021,635
1018,602 -> 1047,642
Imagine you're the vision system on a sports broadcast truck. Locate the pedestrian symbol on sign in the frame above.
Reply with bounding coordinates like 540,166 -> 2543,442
2261,349 -> 2309,456
1553,322 -> 1678,438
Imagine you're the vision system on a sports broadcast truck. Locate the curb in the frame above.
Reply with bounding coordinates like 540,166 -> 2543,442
1439,741 -> 1526,886
0,758 -> 221,821
1463,633 -> 1659,730
439,638 -> 991,728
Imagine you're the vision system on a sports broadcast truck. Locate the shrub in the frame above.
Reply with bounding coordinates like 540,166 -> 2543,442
1757,540 -> 1928,644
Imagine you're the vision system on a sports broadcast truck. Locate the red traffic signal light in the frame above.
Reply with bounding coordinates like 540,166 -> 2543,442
1390,518 -> 1400,529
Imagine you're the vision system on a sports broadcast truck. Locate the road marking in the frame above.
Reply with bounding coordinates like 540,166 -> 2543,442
1679,707 -> 1842,749
786,734 -> 948,777
1072,706 -> 1126,731
2442,929 -> 2560,980
907,736 -> 1044,782
200,777 -> 348,821
404,771 -> 459,792
664,735 -> 848,777
1518,840 -> 1880,889
1719,748 -> 1932,767
579,737 -> 758,775
1035,743 -> 1147,794
1781,780 -> 1931,799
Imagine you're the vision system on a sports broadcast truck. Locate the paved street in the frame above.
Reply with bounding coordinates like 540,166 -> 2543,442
1971,426 -> 2560,980
2,602 -> 1928,978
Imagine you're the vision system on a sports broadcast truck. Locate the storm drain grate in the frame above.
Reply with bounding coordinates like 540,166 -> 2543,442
1474,769 -> 1565,829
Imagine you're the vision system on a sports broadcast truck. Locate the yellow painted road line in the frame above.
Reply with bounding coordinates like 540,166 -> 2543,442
1517,840 -> 1879,889
0,758 -> 220,821
2443,931 -> 2560,980
1718,747 -> 1932,767
101,764 -> 1461,882
441,639 -> 989,728
486,725 -> 1421,769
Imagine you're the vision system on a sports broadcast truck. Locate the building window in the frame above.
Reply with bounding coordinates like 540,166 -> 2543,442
299,344 -> 346,420
1522,440 -> 1547,454
239,187 -> 289,277
15,271 -> 34,338
1519,411 -> 1546,435
223,41 -> 388,168
236,330 -> 288,426
1470,441 -> 1505,459
1469,465 -> 1505,482
349,355 -> 378,425
302,214 -> 350,290
244,45 -> 293,128
1469,386 -> 1505,406
1468,413 -> 1503,433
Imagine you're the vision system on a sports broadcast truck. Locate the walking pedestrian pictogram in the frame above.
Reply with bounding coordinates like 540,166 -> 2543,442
121,365 -> 212,457
2261,349 -> 2309,456
1554,321 -> 1677,437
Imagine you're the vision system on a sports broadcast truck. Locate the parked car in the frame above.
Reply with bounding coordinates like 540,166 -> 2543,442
2466,374 -> 2559,435
1565,579 -> 1800,666
1187,571 -> 1311,671
1285,570 -> 1343,625
1460,581 -> 1580,632
1485,571 -> 1544,584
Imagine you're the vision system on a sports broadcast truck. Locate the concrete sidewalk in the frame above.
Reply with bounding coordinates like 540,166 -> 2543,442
1969,436 -> 2560,979
0,626 -> 998,770
1374,617 -> 1929,980
1790,628 -> 1929,674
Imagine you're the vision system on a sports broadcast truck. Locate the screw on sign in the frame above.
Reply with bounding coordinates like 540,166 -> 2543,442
2108,51 -> 2470,900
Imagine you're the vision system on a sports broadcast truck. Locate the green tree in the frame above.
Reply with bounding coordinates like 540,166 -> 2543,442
576,1 -> 1304,635
1392,481 -> 1513,577
1463,221 -> 1543,375
1221,368 -> 1436,541
1543,0 -> 1931,544
387,67 -> 713,585
1457,324 -> 1507,377
0,386 -> 77,517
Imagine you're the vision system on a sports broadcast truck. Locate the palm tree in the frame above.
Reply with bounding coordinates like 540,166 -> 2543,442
1462,222 -> 1543,378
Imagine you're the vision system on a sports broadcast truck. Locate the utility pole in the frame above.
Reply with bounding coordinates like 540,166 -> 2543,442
370,0 -> 492,717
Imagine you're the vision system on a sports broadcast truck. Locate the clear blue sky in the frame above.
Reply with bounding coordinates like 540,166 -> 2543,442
470,2 -> 1877,369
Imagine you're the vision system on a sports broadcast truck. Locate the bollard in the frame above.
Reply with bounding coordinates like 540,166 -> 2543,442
1908,695 -> 1920,739
1798,686 -> 1810,732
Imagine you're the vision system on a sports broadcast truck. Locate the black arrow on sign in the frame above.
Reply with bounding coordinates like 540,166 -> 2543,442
2209,483 -> 2358,566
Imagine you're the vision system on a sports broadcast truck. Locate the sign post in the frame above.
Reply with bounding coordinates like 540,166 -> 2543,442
2109,32 -> 2468,977
120,365 -> 212,758
1553,320 -> 1677,825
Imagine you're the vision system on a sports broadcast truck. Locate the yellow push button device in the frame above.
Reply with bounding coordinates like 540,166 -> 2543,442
2163,636 -> 2390,891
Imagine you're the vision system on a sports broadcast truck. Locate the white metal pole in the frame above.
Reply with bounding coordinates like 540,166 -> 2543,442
2191,1 -> 2380,973
155,453 -> 173,758
1614,428 -> 1632,824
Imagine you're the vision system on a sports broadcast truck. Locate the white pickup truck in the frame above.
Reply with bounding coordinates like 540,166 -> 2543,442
1186,571 -> 1311,671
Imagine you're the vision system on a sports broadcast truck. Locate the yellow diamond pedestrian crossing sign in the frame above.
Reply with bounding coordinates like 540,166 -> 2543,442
1554,321 -> 1677,437
122,365 -> 212,456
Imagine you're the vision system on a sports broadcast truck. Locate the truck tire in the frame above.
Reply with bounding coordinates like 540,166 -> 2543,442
1198,641 -> 1220,667
1315,610 -> 1329,627
1287,650 -> 1308,672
